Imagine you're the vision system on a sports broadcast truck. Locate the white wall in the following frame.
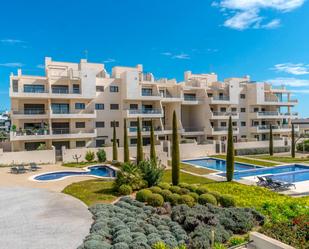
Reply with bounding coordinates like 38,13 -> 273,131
179,143 -> 216,159
0,147 -> 56,165
250,232 -> 294,249
234,139 -> 286,149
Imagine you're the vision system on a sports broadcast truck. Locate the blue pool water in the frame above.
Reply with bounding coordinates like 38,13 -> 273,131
34,165 -> 116,181
220,164 -> 309,180
183,158 -> 261,172
270,171 -> 309,183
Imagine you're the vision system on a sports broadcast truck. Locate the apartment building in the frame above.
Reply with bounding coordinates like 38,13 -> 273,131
9,57 -> 298,152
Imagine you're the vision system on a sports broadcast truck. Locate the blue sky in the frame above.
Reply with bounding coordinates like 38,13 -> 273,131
1,0 -> 309,116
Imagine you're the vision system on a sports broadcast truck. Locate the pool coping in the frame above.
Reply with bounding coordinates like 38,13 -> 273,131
29,165 -> 118,182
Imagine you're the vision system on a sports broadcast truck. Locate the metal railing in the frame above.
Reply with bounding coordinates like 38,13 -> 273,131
212,96 -> 230,101
213,127 -> 238,132
128,109 -> 162,115
212,112 -> 238,116
12,109 -> 47,115
184,127 -> 205,132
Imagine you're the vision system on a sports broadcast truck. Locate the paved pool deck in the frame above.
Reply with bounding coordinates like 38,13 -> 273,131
0,187 -> 92,249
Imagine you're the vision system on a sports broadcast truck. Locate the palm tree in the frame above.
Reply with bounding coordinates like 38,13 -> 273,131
172,111 -> 180,185
226,116 -> 234,182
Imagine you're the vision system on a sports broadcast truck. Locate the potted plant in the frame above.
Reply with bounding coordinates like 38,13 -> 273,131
11,125 -> 16,136
44,124 -> 49,135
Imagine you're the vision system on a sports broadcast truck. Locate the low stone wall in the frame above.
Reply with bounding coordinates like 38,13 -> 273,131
179,142 -> 216,159
250,232 -> 295,249
234,139 -> 286,149
0,147 -> 56,165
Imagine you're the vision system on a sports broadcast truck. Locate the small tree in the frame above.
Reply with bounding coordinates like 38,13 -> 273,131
139,160 -> 164,187
72,154 -> 81,164
112,121 -> 118,161
171,111 -> 180,185
97,149 -> 106,162
85,151 -> 95,162
150,119 -> 156,162
136,117 -> 143,164
291,123 -> 295,158
123,118 -> 130,163
226,116 -> 234,182
269,124 -> 273,156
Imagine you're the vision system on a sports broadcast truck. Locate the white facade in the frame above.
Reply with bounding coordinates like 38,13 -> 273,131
9,57 -> 298,152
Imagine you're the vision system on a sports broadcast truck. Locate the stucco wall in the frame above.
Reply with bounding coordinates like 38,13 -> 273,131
0,147 -> 56,165
234,139 -> 286,149
250,232 -> 295,249
179,143 -> 216,159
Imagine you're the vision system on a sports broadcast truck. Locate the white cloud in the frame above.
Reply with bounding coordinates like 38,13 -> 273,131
272,63 -> 309,75
161,52 -> 172,56
212,0 -> 306,30
172,53 -> 190,60
0,39 -> 25,44
266,77 -> 309,87
103,58 -> 116,64
37,64 -> 45,69
0,62 -> 24,67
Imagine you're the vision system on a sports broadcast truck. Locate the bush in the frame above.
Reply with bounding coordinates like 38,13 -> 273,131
228,236 -> 245,246
188,192 -> 199,201
179,195 -> 195,207
139,160 -> 164,187
178,183 -> 189,189
119,185 -> 133,195
147,194 -> 164,207
136,189 -> 152,202
169,186 -> 181,194
219,195 -> 236,207
96,149 -> 106,162
158,182 -> 170,190
178,188 -> 190,195
167,193 -> 181,206
160,189 -> 173,201
115,163 -> 145,190
187,184 -> 198,192
85,151 -> 95,162
198,194 -> 217,205
149,186 -> 162,194
209,191 -> 221,201
196,186 -> 209,195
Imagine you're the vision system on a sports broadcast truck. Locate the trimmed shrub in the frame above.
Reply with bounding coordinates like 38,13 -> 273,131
119,185 -> 133,195
85,151 -> 95,162
178,183 -> 189,189
209,191 -> 221,201
160,189 -> 173,201
219,195 -> 236,207
187,184 -> 198,192
158,182 -> 170,190
147,194 -> 164,207
179,195 -> 196,207
167,193 -> 180,206
169,186 -> 181,194
198,194 -> 217,205
188,192 -> 199,201
136,189 -> 152,202
178,188 -> 190,195
228,236 -> 246,246
149,186 -> 162,194
196,186 -> 209,195
96,149 -> 106,162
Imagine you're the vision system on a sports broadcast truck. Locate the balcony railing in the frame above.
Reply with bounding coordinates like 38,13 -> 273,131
128,127 -> 162,132
213,127 -> 238,132
128,109 -> 162,115
184,127 -> 205,132
12,109 -> 47,115
257,112 -> 298,116
256,125 -> 290,130
212,112 -> 238,116
183,95 -> 197,101
212,96 -> 230,101
264,98 -> 298,103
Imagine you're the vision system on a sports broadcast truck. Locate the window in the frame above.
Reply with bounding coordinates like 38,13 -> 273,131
96,139 -> 105,147
110,104 -> 119,110
130,104 -> 138,110
75,103 -> 85,109
232,122 -> 237,126
111,121 -> 119,127
51,103 -> 69,114
52,85 -> 68,94
96,122 -> 105,128
184,93 -> 196,101
75,122 -> 85,128
220,107 -> 226,112
141,88 -> 153,96
240,108 -> 246,113
240,94 -> 246,99
110,86 -> 119,92
95,103 -> 104,110
24,104 -> 45,114
76,141 -> 86,148
241,121 -> 246,126
130,138 -> 137,145
24,84 -> 45,93
220,122 -> 227,127
231,107 -> 237,112
130,121 -> 138,127
253,108 -> 259,112
12,80 -> 19,92
73,84 -> 80,94
96,86 -> 104,92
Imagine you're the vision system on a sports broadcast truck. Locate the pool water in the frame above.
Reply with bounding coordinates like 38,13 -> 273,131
270,171 -> 309,183
221,164 -> 309,180
34,166 -> 116,181
183,158 -> 261,172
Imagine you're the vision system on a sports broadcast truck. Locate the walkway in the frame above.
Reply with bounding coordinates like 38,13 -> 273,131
0,187 -> 92,249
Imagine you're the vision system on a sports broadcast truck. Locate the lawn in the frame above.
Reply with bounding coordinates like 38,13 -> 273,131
162,170 -> 215,184
62,179 -> 118,206
62,161 -> 99,168
212,154 -> 279,167
248,155 -> 309,164
168,160 -> 215,175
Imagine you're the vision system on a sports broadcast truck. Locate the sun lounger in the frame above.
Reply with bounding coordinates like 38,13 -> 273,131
265,177 -> 296,191
29,162 -> 40,171
10,166 -> 18,174
17,164 -> 27,173
257,176 -> 267,186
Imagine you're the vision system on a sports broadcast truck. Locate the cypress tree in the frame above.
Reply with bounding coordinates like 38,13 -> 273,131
150,119 -> 156,162
172,111 -> 180,185
136,117 -> 143,164
269,124 -> 273,156
291,123 -> 295,158
226,116 -> 234,182
112,121 -> 118,161
123,118 -> 129,163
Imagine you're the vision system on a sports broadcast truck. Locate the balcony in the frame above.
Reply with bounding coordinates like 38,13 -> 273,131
211,112 -> 239,120
210,96 -> 231,104
211,127 -> 239,135
161,94 -> 182,102
10,128 -> 97,141
11,109 -> 49,119
252,125 -> 299,133
252,112 -> 298,119
182,95 -> 204,105
264,97 -> 298,106
140,90 -> 161,100
183,127 -> 205,135
124,109 -> 163,118
50,110 -> 96,119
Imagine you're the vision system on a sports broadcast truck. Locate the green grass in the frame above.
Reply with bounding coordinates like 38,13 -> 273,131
212,155 -> 278,167
168,160 -> 215,175
248,155 -> 309,164
162,170 -> 214,184
62,179 -> 118,206
62,161 -> 99,168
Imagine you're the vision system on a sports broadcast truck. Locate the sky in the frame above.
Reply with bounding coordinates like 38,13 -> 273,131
0,0 -> 309,116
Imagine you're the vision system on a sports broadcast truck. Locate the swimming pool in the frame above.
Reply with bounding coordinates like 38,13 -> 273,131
33,165 -> 116,181
219,164 -> 309,180
183,158 -> 261,172
270,170 -> 309,183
